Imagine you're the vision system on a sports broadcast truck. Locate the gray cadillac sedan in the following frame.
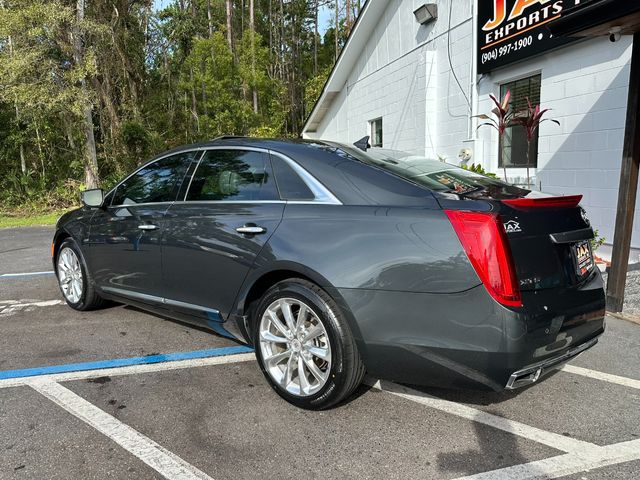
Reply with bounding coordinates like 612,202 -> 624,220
53,137 -> 605,409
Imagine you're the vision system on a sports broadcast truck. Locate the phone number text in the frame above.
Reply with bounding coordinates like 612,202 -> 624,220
481,36 -> 534,64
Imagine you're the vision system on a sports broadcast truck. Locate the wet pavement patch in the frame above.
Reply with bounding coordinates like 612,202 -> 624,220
0,386 -> 159,479
64,361 -> 560,480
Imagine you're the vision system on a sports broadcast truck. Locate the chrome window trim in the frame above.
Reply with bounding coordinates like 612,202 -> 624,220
179,145 -> 343,206
105,148 -> 205,207
285,201 -> 341,205
109,199 -> 342,207
173,200 -> 286,205
108,201 -> 176,209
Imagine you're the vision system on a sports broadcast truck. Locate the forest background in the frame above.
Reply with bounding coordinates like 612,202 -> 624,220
0,0 -> 362,224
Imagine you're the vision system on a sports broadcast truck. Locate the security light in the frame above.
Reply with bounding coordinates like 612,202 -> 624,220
414,3 -> 437,25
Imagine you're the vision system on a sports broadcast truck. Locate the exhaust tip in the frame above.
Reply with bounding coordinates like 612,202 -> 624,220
506,367 -> 542,390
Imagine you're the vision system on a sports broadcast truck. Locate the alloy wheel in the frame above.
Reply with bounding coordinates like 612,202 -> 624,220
259,298 -> 332,397
57,247 -> 84,304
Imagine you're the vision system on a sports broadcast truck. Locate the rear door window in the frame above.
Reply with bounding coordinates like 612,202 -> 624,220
186,150 -> 279,201
111,151 -> 196,206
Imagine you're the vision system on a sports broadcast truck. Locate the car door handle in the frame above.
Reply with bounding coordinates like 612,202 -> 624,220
236,225 -> 266,235
138,224 -> 158,231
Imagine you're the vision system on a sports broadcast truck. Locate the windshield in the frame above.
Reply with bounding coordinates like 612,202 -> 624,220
318,143 -> 529,199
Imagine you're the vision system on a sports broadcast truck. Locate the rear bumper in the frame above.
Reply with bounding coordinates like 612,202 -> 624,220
505,335 -> 599,389
335,272 -> 606,391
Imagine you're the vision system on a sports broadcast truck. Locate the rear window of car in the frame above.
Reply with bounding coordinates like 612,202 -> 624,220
324,144 -> 527,198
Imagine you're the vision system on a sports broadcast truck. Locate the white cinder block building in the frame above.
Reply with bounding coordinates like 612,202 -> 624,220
302,0 -> 635,259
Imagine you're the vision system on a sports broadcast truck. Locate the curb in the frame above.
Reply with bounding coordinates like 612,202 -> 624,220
607,311 -> 640,326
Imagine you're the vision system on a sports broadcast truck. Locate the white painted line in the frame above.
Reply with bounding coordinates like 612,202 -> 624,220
0,271 -> 55,277
0,299 -> 63,308
367,378 -> 598,454
450,438 -> 640,480
562,364 -> 640,390
0,352 -> 256,389
0,299 -> 65,316
28,378 -> 213,480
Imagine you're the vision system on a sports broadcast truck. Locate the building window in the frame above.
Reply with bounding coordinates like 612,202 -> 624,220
499,74 -> 541,168
370,118 -> 383,147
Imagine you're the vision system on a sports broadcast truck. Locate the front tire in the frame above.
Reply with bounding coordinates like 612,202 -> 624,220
55,238 -> 105,311
253,278 -> 365,410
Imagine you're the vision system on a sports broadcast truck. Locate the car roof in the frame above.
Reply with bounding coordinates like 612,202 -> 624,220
159,136 -> 316,153
153,137 -> 440,208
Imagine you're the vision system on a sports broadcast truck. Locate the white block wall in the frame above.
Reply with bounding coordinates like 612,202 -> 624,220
306,0 -> 636,251
476,36 -> 634,249
308,0 -> 474,157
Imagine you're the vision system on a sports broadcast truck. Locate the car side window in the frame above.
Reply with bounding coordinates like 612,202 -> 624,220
186,150 -> 279,201
270,155 -> 315,200
112,151 -> 196,206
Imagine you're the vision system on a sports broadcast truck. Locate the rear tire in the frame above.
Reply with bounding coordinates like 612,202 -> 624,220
252,278 -> 365,410
55,238 -> 105,311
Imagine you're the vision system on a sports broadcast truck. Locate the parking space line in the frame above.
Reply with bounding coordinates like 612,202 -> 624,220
0,300 -> 63,307
0,345 -> 254,381
28,378 -> 214,480
561,364 -> 640,390
0,351 -> 256,389
0,271 -> 55,278
367,379 -> 598,454
451,438 -> 640,480
0,299 -> 65,316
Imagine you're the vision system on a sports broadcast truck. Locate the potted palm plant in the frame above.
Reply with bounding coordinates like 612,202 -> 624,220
512,99 -> 560,188
475,91 -> 515,182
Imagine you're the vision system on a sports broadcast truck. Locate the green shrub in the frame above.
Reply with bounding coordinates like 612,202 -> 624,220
591,230 -> 606,252
461,163 -> 498,178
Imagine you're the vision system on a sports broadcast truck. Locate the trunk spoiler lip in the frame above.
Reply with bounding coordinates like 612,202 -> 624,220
549,227 -> 595,244
502,194 -> 583,210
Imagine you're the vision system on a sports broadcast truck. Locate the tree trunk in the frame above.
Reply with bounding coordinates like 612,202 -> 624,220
335,0 -> 339,62
201,59 -> 208,118
2,0 -> 27,175
268,0 -> 272,62
190,67 -> 199,134
226,0 -> 233,51
207,0 -> 213,37
280,0 -> 284,81
12,90 -> 26,175
19,144 -> 26,174
250,0 -> 258,114
74,0 -> 99,188
346,0 -> 351,32
241,0 -> 244,38
314,0 -> 318,75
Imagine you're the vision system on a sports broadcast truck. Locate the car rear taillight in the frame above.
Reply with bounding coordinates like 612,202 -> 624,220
445,210 -> 522,308
502,195 -> 582,210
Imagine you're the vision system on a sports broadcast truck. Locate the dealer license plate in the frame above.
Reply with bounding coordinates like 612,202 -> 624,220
572,240 -> 594,278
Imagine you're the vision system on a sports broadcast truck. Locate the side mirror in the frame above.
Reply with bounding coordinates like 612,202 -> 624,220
81,188 -> 104,208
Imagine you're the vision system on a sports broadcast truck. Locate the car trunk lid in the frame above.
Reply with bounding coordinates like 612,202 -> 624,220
498,195 -> 595,292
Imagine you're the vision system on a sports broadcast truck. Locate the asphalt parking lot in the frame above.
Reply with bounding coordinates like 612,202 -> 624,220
1,226 -> 639,479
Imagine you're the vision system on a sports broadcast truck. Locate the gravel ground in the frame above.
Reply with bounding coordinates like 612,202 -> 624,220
602,268 -> 640,317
